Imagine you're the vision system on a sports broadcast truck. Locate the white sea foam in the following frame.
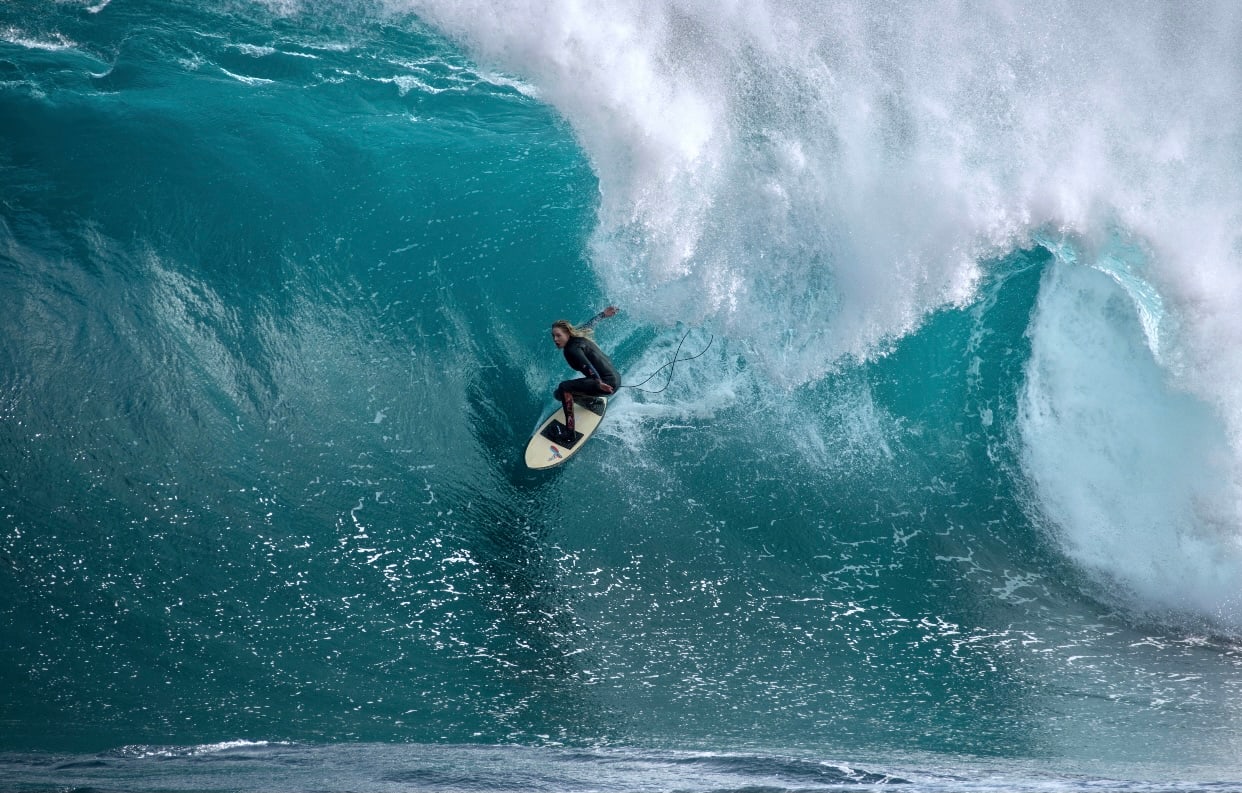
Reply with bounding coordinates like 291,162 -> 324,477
600,328 -> 745,457
234,43 -> 278,57
404,1 -> 1242,385
1,27 -> 77,52
1020,257 -> 1242,627
406,1 -> 1242,626
219,67 -> 275,86
118,740 -> 286,759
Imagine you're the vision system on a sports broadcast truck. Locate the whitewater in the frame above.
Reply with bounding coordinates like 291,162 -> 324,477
2,0 -> 1242,790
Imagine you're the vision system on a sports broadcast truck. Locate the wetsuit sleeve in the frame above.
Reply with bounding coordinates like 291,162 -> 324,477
564,342 -> 602,380
578,309 -> 609,332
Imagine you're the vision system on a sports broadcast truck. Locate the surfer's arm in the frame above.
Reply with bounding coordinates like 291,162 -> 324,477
579,305 -> 618,331
577,359 -> 615,393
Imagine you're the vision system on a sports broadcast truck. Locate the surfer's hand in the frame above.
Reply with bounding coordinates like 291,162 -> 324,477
599,382 -> 615,394
602,306 -> 618,318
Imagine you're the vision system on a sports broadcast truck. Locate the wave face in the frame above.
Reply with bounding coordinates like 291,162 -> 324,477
3,0 -> 1242,788
408,0 -> 1242,625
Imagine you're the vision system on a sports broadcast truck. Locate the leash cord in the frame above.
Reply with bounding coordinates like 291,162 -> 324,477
620,330 -> 715,394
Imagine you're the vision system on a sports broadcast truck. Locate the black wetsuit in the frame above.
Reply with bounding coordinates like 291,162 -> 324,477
550,315 -> 621,442
554,336 -> 621,401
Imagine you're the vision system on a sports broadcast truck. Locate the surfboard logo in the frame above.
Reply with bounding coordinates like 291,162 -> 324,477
547,445 -> 563,461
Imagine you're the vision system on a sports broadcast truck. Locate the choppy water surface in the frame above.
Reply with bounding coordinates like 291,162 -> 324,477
3,1 -> 1242,790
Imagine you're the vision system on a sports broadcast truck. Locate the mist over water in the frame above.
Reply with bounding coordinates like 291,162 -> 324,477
4,0 -> 1242,789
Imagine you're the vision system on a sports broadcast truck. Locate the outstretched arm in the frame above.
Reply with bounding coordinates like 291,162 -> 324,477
579,305 -> 619,331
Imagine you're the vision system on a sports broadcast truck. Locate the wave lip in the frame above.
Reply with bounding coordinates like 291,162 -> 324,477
406,2 -> 1242,388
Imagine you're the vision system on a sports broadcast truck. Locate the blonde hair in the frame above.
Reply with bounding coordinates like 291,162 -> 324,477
551,319 -> 594,340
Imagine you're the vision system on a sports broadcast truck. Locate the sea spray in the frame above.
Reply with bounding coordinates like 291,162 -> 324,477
406,0 -> 1242,625
405,2 -> 1242,381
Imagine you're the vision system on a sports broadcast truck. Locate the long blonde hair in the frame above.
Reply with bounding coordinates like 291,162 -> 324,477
551,319 -> 594,340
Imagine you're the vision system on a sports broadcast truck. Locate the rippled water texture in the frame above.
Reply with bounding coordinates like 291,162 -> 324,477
3,1 -> 1242,790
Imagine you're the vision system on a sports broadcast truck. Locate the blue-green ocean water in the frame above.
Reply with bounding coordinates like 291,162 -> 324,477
4,1 -> 1242,790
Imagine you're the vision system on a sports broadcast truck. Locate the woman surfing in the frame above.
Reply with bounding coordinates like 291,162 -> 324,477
548,305 -> 620,446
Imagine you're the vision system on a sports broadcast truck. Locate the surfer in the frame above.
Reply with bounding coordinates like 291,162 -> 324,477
550,306 -> 620,444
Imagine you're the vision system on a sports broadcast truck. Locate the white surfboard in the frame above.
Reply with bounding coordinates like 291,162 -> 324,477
524,395 -> 608,469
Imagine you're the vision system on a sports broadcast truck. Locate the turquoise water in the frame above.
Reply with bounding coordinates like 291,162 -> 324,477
3,1 -> 1242,790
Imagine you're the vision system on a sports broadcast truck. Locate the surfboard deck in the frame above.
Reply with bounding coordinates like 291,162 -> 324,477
524,395 -> 608,469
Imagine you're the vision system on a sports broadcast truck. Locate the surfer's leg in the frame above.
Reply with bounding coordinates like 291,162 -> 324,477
553,380 -> 581,441
560,390 -> 575,433
554,377 -> 607,438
